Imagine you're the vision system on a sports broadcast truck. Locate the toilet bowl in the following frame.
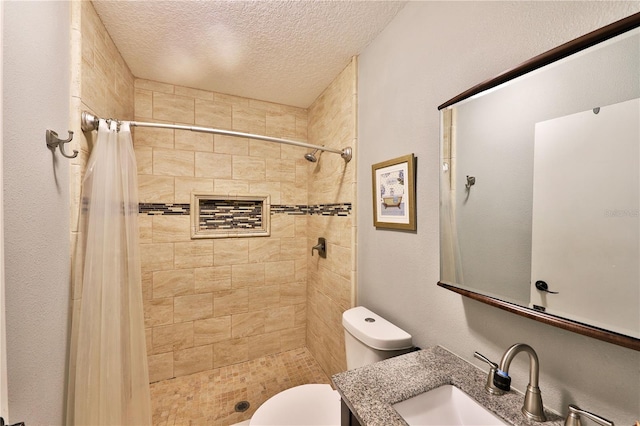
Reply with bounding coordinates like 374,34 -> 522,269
249,306 -> 412,425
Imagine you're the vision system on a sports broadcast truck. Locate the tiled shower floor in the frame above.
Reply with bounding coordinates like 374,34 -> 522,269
151,347 -> 331,426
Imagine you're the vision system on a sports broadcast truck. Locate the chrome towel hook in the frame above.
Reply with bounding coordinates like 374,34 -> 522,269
46,129 -> 78,159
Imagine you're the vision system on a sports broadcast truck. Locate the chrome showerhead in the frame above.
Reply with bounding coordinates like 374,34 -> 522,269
304,149 -> 318,162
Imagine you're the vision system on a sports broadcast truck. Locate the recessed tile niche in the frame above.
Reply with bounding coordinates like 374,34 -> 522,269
190,194 -> 271,239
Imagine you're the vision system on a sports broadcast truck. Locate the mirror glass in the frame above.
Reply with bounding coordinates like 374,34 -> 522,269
440,23 -> 640,342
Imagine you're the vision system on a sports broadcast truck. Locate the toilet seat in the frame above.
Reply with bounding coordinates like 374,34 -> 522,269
249,384 -> 341,426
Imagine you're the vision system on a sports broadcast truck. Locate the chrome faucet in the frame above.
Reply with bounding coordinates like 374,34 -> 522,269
494,343 -> 546,422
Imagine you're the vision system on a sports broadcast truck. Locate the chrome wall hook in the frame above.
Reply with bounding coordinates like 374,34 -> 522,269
46,129 -> 78,159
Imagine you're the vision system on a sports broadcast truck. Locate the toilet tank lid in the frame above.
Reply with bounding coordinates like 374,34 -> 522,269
342,306 -> 412,351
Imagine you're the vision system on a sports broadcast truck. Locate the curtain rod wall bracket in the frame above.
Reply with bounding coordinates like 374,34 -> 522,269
80,110 -> 352,162
81,111 -> 99,132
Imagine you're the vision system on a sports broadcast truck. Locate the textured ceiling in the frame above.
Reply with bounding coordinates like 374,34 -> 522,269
92,1 -> 407,108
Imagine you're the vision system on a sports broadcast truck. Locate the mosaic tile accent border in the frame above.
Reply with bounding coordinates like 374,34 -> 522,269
139,202 -> 352,217
198,199 -> 263,231
139,203 -> 190,215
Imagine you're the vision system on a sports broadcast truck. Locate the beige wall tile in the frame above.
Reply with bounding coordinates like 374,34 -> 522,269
249,140 -> 281,159
175,85 -> 213,101
294,303 -> 306,327
214,179 -> 249,194
136,79 -> 174,94
174,177 -> 214,203
232,105 -> 266,134
153,92 -> 194,124
249,285 -> 279,311
231,263 -> 265,288
152,215 -> 191,243
265,306 -> 295,333
135,89 -> 153,118
175,129 -> 213,152
194,266 -> 232,293
249,182 -> 281,205
213,337 -> 248,367
193,316 -> 231,346
138,214 -> 153,244
232,156 -> 265,181
141,271 -> 153,300
152,322 -> 194,353
153,149 -> 194,177
195,152 -> 232,179
248,98 -> 281,113
266,111 -> 296,138
145,327 -> 153,356
134,146 -> 153,175
195,99 -> 232,129
295,115 -> 308,140
214,93 -> 249,108
248,331 -> 280,360
213,288 -> 248,317
174,345 -> 213,377
134,127 -> 174,149
175,241 -> 213,269
138,175 -> 174,203
265,260 -> 295,285
280,326 -> 306,352
280,282 -> 306,306
271,215 -> 295,238
148,352 -> 174,383
153,269 -> 194,299
231,311 -> 266,338
266,159 -> 295,182
280,181 -> 307,206
248,238 -> 280,263
327,243 -> 350,281
174,293 -> 213,323
140,243 -> 174,272
213,239 -> 248,266
214,135 -> 249,156
144,298 -> 173,327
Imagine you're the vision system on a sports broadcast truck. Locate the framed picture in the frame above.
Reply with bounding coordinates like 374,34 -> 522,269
371,154 -> 416,230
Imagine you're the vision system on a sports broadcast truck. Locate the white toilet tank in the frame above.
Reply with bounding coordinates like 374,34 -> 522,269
342,306 -> 413,370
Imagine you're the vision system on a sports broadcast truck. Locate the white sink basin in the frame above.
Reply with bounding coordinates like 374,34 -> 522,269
392,385 -> 509,425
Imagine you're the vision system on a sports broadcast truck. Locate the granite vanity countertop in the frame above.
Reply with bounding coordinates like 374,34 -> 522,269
332,346 -> 563,426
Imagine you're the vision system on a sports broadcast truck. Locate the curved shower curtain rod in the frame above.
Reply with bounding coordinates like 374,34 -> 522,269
81,111 -> 352,163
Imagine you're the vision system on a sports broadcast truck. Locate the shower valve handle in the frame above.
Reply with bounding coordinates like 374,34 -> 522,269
311,238 -> 326,258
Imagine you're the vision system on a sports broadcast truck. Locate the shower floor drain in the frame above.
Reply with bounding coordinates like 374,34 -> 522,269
234,400 -> 250,413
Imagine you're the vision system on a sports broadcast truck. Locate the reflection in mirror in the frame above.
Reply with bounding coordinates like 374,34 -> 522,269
439,14 -> 640,349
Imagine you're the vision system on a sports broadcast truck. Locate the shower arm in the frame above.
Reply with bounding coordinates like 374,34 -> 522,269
81,111 -> 352,162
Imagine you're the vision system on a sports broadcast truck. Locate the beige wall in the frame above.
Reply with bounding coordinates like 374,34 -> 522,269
134,79 -> 311,381
306,58 -> 358,376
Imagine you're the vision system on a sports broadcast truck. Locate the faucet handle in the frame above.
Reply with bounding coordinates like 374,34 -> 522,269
473,352 -> 504,395
564,404 -> 614,426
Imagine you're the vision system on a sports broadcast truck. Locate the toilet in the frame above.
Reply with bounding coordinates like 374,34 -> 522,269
249,306 -> 413,425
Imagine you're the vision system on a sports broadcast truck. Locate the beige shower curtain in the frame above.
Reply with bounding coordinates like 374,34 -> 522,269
67,120 -> 151,425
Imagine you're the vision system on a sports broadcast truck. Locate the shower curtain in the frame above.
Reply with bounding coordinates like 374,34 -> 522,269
67,120 -> 151,425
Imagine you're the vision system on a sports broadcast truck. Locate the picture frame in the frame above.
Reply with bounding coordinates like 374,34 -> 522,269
371,154 -> 417,230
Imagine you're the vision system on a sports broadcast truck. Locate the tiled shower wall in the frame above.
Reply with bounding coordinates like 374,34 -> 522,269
68,0 -> 136,372
134,79 -> 311,381
71,0 -> 356,384
306,58 -> 357,376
